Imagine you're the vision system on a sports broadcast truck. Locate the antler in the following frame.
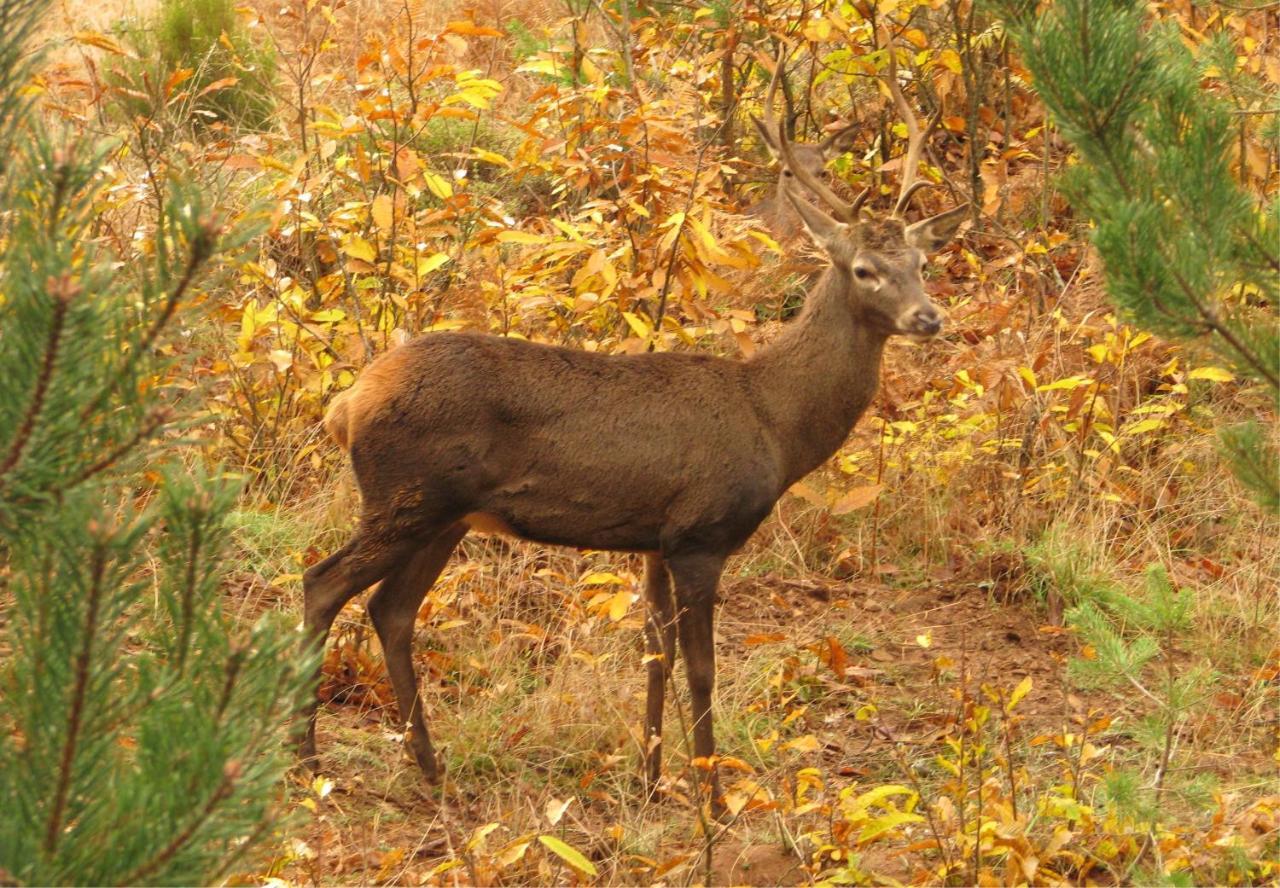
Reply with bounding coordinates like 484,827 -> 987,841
885,36 -> 943,218
757,44 -> 870,223
760,46 -> 784,148
775,118 -> 871,224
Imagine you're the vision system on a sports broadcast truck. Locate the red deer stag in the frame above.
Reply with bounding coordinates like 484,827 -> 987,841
299,54 -> 967,807
748,51 -> 860,241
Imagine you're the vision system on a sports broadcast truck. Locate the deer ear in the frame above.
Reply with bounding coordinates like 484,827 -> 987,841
905,205 -> 969,252
784,185 -> 845,248
750,114 -> 780,157
820,123 -> 859,158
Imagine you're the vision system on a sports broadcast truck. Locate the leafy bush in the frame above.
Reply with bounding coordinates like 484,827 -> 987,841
112,0 -> 276,130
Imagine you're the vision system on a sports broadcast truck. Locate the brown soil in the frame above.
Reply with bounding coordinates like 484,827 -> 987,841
286,574 -> 1114,886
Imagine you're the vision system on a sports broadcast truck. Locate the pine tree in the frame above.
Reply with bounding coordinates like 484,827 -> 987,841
999,0 -> 1279,511
0,0 -> 312,882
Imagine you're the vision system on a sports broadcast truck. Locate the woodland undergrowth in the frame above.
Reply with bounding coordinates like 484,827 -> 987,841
26,0 -> 1280,882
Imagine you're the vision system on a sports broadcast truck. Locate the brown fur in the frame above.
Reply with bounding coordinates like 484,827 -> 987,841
298,188 -> 967,807
323,347 -> 415,451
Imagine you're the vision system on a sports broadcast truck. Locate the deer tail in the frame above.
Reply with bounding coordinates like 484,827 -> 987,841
323,389 -> 355,451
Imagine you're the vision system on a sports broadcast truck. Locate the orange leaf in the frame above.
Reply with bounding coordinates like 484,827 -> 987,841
446,20 -> 505,37
831,484 -> 883,515
73,31 -> 127,55
196,76 -> 239,98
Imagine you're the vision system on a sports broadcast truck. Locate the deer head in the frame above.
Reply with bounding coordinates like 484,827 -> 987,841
771,41 -> 965,341
748,52 -> 858,237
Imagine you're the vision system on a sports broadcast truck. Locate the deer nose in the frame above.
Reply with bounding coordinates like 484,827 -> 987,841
912,308 -> 943,336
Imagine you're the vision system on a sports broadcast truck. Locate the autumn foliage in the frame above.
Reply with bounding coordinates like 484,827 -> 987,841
5,0 -> 1277,882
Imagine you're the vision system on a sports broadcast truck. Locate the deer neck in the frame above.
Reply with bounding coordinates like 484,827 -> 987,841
748,268 -> 887,487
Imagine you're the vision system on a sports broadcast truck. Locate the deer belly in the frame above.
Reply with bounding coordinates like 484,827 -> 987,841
462,511 -> 521,537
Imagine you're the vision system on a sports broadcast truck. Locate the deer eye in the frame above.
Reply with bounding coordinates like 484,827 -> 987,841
782,169 -> 794,178
853,265 -> 877,283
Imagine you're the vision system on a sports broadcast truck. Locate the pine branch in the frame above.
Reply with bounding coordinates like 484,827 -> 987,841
176,509 -> 205,673
0,276 -> 76,483
42,537 -> 107,857
115,764 -> 238,886
79,225 -> 216,424
62,408 -> 171,491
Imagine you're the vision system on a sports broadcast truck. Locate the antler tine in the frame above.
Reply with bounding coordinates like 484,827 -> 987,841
850,185 -> 873,216
761,45 -> 784,142
885,36 -> 940,218
774,118 -> 859,223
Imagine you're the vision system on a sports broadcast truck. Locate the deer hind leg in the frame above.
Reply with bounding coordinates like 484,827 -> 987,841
298,520 -> 428,767
642,552 -> 677,797
367,522 -> 468,783
667,551 -> 727,813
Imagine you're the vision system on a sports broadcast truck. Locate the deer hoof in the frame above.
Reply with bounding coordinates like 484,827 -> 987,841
411,748 -> 443,784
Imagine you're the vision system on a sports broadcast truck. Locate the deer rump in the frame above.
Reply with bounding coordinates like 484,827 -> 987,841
325,330 -> 783,555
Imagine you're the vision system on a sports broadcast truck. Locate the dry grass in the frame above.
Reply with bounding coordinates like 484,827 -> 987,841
35,0 -> 1278,879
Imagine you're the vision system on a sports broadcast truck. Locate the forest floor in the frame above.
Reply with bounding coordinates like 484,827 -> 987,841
268,558 -> 1168,885
29,0 -> 1279,881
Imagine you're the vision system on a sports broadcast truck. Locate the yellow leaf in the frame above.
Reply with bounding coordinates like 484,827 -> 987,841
580,571 -> 625,586
621,311 -> 651,339
418,252 -> 451,275
423,170 -> 453,199
780,734 -> 821,753
1122,418 -> 1165,437
1006,675 -> 1033,712
516,57 -> 561,76
1017,366 -> 1037,388
747,229 -> 782,253
537,835 -> 597,876
445,87 -> 494,110
466,822 -> 501,852
916,632 -> 932,648
607,589 -> 632,622
371,194 -> 394,232
931,48 -> 962,72
858,810 -> 926,843
472,147 -> 510,167
496,230 -> 548,245
496,839 -> 532,868
723,791 -> 750,816
1038,374 -> 1092,392
850,784 -> 916,811
1187,366 -> 1234,383
343,236 -> 377,262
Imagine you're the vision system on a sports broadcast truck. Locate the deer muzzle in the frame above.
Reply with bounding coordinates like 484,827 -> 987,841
901,305 -> 944,339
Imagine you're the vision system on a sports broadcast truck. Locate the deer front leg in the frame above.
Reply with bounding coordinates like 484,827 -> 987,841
642,553 -> 677,798
668,552 -> 727,814
367,523 -> 467,783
